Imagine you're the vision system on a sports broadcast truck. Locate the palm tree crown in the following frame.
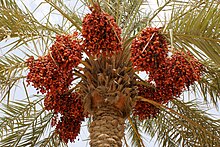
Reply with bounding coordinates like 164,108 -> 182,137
0,0 -> 220,146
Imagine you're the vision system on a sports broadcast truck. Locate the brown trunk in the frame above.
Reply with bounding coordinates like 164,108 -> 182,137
89,105 -> 125,147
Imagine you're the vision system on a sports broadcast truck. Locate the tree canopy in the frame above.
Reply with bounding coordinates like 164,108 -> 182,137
0,0 -> 220,146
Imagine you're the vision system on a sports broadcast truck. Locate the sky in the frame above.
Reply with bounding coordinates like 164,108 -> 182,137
1,0 -> 219,146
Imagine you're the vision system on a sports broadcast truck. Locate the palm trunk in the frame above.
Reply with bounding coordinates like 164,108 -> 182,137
89,105 -> 125,147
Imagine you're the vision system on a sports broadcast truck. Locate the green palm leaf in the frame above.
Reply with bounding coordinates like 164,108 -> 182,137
164,1 -> 220,106
0,0 -> 60,41
0,98 -> 64,146
126,116 -> 145,147
0,54 -> 26,100
142,99 -> 220,147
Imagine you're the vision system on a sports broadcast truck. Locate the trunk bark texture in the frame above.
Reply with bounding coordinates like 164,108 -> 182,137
89,105 -> 125,147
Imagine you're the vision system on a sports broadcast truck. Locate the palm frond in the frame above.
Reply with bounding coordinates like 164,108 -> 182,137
142,99 -> 220,147
44,0 -> 85,32
99,0 -> 147,37
0,0 -> 60,41
0,98 -> 63,147
0,97 -> 43,136
35,132 -> 67,147
163,0 -> 220,106
0,54 -> 26,98
168,1 -> 220,64
126,116 -> 145,147
0,0 -> 69,60
197,67 -> 220,108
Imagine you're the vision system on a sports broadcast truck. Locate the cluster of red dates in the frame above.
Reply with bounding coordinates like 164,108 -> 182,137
131,28 -> 203,119
26,34 -> 84,142
82,6 -> 122,56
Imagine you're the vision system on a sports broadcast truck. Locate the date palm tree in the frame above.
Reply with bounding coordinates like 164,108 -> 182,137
0,0 -> 220,146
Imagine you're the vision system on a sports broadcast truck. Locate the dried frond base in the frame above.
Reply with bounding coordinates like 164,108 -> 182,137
78,51 -> 137,118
